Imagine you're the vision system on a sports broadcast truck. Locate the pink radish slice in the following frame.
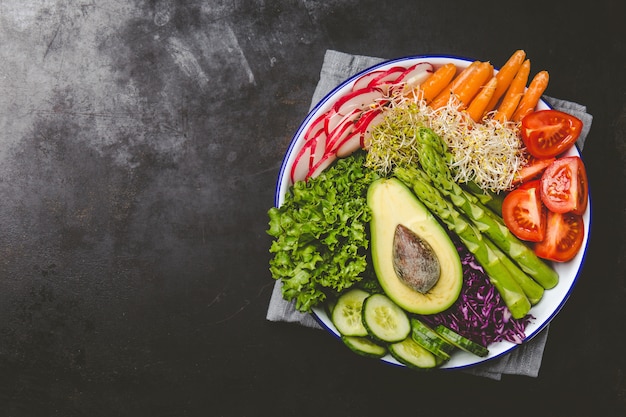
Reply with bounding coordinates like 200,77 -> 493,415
394,62 -> 434,85
325,107 -> 361,143
325,109 -> 361,154
290,139 -> 314,184
335,108 -> 384,158
307,152 -> 337,180
308,129 -> 327,169
333,87 -> 385,116
335,129 -> 363,158
360,111 -> 386,150
303,111 -> 329,142
352,70 -> 385,91
367,66 -> 406,89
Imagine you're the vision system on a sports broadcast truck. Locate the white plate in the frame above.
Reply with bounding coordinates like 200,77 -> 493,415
274,55 -> 591,370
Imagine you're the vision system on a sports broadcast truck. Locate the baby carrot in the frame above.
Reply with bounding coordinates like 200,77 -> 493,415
483,49 -> 526,116
492,59 -> 531,123
430,61 -> 480,109
418,63 -> 457,103
466,76 -> 498,122
511,70 -> 550,122
454,61 -> 494,110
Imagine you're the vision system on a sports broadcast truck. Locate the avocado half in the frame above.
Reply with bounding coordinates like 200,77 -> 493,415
368,178 -> 463,315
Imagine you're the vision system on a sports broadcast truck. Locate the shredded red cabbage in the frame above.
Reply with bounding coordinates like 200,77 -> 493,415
420,241 -> 533,347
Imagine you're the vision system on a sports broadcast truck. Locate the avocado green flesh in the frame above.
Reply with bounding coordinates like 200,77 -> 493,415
368,178 -> 463,315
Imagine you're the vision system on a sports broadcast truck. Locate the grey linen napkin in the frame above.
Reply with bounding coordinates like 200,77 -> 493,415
266,49 -> 593,380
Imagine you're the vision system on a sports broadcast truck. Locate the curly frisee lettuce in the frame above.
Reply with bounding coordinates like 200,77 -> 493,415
267,152 -> 380,312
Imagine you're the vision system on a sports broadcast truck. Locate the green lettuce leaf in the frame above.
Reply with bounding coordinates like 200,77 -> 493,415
267,152 -> 379,312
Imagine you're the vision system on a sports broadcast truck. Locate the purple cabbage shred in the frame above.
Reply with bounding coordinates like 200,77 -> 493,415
420,242 -> 533,347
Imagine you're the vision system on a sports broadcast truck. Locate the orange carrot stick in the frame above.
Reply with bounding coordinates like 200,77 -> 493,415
492,59 -> 531,123
454,61 -> 494,110
417,63 -> 457,103
483,49 -> 526,116
511,70 -> 550,122
465,76 -> 498,122
430,61 -> 480,109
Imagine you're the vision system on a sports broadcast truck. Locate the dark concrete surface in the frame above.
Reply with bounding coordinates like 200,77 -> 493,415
0,1 -> 624,416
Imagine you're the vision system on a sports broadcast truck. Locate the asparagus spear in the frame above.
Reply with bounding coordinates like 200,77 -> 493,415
394,167 -> 531,319
414,127 -> 558,290
463,180 -> 505,216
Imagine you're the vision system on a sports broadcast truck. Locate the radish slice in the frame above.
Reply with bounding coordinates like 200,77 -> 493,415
394,62 -> 434,87
307,152 -> 337,180
360,111 -> 386,150
325,109 -> 361,154
309,129 -> 327,169
333,87 -> 385,116
303,111 -> 329,143
352,70 -> 385,91
290,140 -> 314,184
325,107 -> 361,141
367,66 -> 406,89
335,129 -> 363,158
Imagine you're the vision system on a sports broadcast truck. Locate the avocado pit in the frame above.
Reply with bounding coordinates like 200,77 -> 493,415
392,224 -> 441,293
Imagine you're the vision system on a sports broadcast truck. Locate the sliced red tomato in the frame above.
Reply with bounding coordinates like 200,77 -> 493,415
534,211 -> 585,262
502,179 -> 546,242
521,110 -> 583,158
540,156 -> 588,215
513,156 -> 556,185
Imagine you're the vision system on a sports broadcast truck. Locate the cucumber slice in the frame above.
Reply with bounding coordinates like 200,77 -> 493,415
362,293 -> 411,343
389,337 -> 438,369
410,318 -> 456,361
434,325 -> 489,357
341,336 -> 387,358
331,289 -> 370,336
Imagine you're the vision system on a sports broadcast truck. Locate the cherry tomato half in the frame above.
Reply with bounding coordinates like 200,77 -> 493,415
502,179 -> 546,242
540,156 -> 589,215
534,210 -> 585,262
512,156 -> 556,185
521,110 -> 583,158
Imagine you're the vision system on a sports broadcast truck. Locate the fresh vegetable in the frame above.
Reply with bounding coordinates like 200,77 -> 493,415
331,288 -> 370,336
414,62 -> 457,103
434,325 -> 489,357
484,49 -> 527,116
493,59 -> 530,123
513,156 -> 555,185
430,61 -> 481,109
361,293 -> 411,343
466,76 -> 498,122
502,179 -> 547,242
267,153 -> 379,312
534,211 -> 585,262
410,318 -> 456,361
393,166 -> 532,319
270,52 -> 588,370
540,156 -> 589,215
483,234 -> 545,305
367,178 -> 463,314
365,97 -> 526,192
463,180 -> 505,216
420,242 -> 532,346
520,109 -> 583,158
512,70 -> 550,122
396,62 -> 435,93
406,127 -> 558,289
447,61 -> 494,110
388,337 -> 439,369
341,336 -> 387,358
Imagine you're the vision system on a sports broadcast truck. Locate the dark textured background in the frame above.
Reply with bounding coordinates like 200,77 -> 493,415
0,1 -> 624,416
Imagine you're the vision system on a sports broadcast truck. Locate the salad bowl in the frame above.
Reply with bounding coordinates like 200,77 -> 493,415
273,55 -> 591,370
